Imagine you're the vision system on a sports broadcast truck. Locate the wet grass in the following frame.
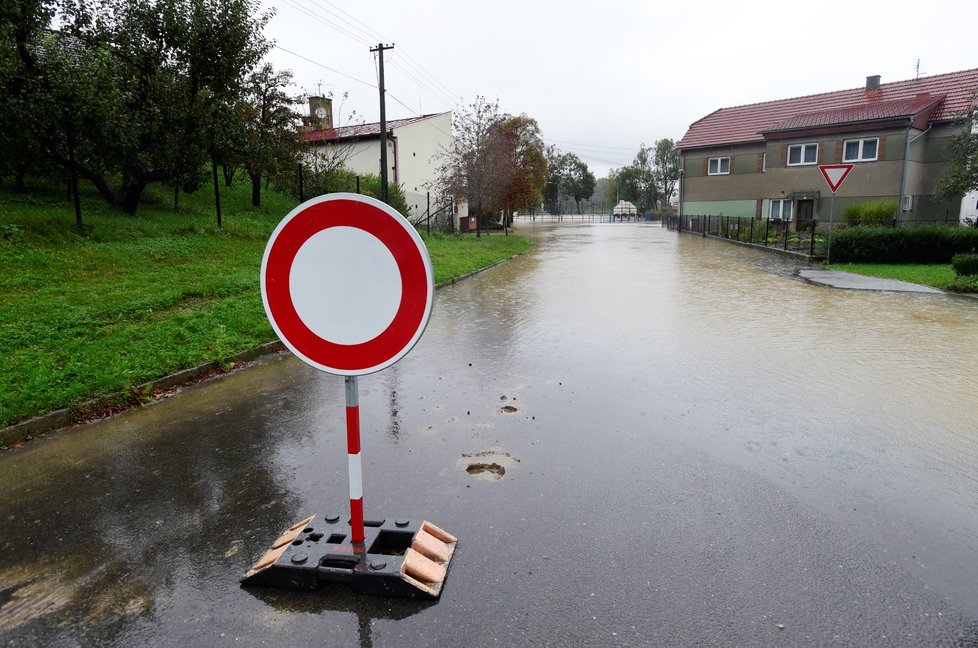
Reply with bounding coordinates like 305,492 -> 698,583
0,181 -> 532,428
827,262 -> 956,289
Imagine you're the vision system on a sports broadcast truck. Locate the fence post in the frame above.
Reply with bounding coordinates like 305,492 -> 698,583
764,217 -> 770,247
705,215 -> 710,238
783,220 -> 790,250
749,217 -> 754,244
426,192 -> 430,235
810,219 -> 817,256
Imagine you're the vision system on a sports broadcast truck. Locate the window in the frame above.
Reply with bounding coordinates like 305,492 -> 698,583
762,152 -> 767,172
902,195 -> 913,211
770,199 -> 792,221
787,143 -> 818,166
843,137 -> 878,162
708,157 -> 730,175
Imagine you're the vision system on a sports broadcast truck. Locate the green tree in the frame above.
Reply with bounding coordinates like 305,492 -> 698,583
937,105 -> 978,200
237,63 -> 301,207
543,148 -> 594,214
11,0 -> 272,214
652,138 -> 681,209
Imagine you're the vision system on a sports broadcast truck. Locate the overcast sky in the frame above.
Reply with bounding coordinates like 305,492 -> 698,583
261,0 -> 978,177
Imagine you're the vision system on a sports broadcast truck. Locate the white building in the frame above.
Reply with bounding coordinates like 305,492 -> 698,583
301,97 -> 466,224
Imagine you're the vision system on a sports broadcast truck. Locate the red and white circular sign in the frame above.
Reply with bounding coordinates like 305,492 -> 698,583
260,193 -> 434,376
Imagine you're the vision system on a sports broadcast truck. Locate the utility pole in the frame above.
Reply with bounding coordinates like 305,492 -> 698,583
370,43 -> 394,204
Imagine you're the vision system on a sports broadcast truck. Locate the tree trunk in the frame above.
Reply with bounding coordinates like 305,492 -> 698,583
249,170 -> 261,207
14,165 -> 27,193
223,164 -> 237,186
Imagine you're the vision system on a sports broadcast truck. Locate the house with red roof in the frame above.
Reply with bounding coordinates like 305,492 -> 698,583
676,69 -> 978,225
300,96 -> 458,221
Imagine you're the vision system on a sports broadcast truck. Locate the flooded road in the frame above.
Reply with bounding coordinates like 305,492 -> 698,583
2,223 -> 977,646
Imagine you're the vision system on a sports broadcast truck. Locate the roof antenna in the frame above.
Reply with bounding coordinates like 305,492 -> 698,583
915,59 -> 924,80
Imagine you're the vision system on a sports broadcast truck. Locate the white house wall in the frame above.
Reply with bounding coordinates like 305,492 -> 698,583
305,112 -> 454,221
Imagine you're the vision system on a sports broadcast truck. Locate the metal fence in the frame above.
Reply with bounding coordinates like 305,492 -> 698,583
667,214 -> 822,256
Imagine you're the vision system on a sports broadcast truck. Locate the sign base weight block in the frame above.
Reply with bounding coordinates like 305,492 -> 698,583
241,514 -> 457,599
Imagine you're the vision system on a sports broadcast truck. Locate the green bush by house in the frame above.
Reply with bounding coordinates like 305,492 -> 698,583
829,226 -> 978,263
843,199 -> 899,227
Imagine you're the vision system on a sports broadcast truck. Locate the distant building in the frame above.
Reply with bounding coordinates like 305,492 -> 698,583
301,97 -> 464,222
677,69 -> 978,225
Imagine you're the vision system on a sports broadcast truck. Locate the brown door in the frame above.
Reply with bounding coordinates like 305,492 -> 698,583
796,199 -> 814,230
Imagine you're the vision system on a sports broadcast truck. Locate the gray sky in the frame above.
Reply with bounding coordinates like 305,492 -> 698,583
262,0 -> 978,177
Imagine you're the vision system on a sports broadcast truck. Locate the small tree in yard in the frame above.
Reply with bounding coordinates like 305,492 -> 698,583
937,104 -> 978,207
238,63 -> 301,207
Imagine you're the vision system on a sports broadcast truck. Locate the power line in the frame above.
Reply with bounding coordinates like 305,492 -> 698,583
273,44 -> 376,89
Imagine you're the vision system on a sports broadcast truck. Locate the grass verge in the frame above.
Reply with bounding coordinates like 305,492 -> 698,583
0,181 -> 532,429
826,263 -> 956,289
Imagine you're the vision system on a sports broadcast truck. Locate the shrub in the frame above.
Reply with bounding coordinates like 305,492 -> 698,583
945,274 -> 978,293
844,199 -> 898,227
830,226 -> 978,263
951,253 -> 978,276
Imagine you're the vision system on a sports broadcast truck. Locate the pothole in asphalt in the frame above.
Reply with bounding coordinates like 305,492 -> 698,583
460,449 -> 520,481
500,405 -> 518,413
466,463 -> 505,478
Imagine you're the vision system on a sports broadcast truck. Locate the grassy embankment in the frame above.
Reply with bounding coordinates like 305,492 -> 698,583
0,181 -> 533,431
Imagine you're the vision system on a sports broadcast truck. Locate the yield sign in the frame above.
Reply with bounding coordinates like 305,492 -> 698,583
819,164 -> 854,193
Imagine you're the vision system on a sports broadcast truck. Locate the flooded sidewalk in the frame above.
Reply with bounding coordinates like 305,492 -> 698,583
2,223 -> 977,646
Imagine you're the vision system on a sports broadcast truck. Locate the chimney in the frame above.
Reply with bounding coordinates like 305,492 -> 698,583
308,96 -> 333,130
865,75 -> 881,92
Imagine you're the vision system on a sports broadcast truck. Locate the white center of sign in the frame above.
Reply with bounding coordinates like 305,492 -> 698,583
289,226 -> 402,345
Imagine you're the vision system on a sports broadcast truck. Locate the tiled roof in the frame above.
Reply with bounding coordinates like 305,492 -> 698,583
302,114 -> 442,143
763,94 -> 945,132
677,68 -> 978,150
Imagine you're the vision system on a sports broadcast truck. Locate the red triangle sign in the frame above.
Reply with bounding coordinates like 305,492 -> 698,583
819,164 -> 854,193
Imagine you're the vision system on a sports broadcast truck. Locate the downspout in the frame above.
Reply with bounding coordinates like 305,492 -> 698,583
898,121 -> 932,223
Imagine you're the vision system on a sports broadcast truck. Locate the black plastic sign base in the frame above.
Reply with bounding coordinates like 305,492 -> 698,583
241,514 -> 457,599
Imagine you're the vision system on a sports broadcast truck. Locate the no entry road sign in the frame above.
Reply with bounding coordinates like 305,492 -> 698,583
261,193 -> 434,376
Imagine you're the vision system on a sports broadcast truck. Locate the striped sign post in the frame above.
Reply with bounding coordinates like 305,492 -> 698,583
260,193 -> 434,544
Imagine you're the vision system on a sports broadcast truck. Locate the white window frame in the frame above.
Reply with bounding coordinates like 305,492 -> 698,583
843,137 -> 879,162
770,199 -> 792,221
902,194 -> 913,211
787,143 -> 818,166
708,157 -> 730,175
761,152 -> 767,173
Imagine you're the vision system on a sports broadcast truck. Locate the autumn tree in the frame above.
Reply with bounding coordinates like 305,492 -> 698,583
489,115 -> 547,224
437,96 -> 547,234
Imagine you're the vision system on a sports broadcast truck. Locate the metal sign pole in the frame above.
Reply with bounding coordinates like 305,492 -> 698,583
827,193 -> 836,265
345,375 -> 365,544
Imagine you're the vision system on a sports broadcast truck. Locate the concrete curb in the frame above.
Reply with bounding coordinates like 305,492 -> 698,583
1,250 -> 527,447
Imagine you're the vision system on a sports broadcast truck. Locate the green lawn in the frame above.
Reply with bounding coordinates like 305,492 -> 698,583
826,262 -> 956,289
0,181 -> 532,429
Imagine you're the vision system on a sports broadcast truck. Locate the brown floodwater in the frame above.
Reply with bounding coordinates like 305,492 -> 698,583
1,222 -> 977,646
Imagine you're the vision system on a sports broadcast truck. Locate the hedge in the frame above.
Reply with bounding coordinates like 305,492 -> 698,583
829,226 -> 978,263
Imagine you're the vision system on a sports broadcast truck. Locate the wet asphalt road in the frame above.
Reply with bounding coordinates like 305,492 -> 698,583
2,223 -> 978,646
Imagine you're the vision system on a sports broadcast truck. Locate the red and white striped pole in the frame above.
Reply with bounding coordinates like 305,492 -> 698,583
344,376 -> 365,543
